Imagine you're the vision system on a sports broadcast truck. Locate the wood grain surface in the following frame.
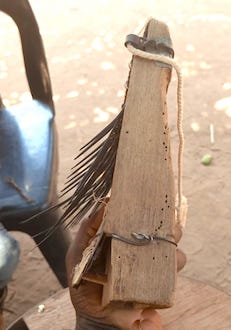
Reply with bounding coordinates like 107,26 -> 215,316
102,18 -> 176,307
19,277 -> 231,330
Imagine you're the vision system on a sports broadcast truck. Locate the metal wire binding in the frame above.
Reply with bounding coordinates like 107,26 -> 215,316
109,232 -> 177,247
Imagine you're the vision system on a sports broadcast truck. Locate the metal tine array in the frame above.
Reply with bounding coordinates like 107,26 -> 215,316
53,110 -> 123,228
77,112 -> 122,155
36,112 -> 122,241
23,56 -> 133,242
61,110 -> 124,198
69,142 -> 103,173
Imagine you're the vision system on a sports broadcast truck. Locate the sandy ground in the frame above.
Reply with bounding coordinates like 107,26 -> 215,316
1,0 -> 231,327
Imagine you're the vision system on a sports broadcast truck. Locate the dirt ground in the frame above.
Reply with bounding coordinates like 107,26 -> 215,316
1,0 -> 231,328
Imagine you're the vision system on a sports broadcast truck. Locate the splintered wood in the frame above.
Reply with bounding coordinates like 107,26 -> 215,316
102,18 -> 176,308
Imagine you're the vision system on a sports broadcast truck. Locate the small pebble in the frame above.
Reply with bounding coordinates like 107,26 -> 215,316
38,304 -> 45,313
201,154 -> 212,166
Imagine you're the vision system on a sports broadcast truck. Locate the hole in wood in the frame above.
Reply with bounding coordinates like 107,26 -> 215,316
118,256 -> 121,259
152,257 -> 155,260
161,208 -> 164,211
165,256 -> 168,259
125,131 -> 129,134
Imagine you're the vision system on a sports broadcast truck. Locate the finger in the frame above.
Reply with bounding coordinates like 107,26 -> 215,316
174,223 -> 183,243
140,319 -> 162,330
141,308 -> 162,330
177,249 -> 186,272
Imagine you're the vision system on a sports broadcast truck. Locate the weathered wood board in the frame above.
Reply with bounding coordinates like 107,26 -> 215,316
19,277 -> 231,330
102,18 -> 176,307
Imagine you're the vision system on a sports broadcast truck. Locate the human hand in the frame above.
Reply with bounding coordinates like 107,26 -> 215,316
66,204 -> 186,330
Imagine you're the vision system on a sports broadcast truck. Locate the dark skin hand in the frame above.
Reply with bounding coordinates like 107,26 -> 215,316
66,204 -> 186,330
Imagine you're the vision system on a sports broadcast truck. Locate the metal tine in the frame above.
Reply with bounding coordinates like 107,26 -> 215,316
71,141 -> 104,170
63,164 -> 109,206
73,139 -> 105,163
65,180 -> 112,228
60,174 -> 105,219
60,150 -> 114,221
65,110 -> 122,190
62,176 -> 113,229
67,151 -> 98,181
62,179 -> 109,228
68,136 -> 115,195
80,158 -> 115,197
60,156 -> 115,225
63,199 -> 96,229
41,211 -> 73,241
65,163 -> 93,188
62,168 -> 104,211
51,109 -> 124,230
79,113 -> 121,153
60,173 -> 86,197
21,196 -> 72,224
70,204 -> 99,228
70,180 -> 107,217
67,150 -> 102,178
68,132 -> 117,198
59,194 -> 94,227
77,110 -> 123,158
61,123 -> 119,219
65,163 -> 91,186
78,124 -> 112,152
62,158 -> 110,216
67,130 -> 113,179
61,168 -> 88,193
